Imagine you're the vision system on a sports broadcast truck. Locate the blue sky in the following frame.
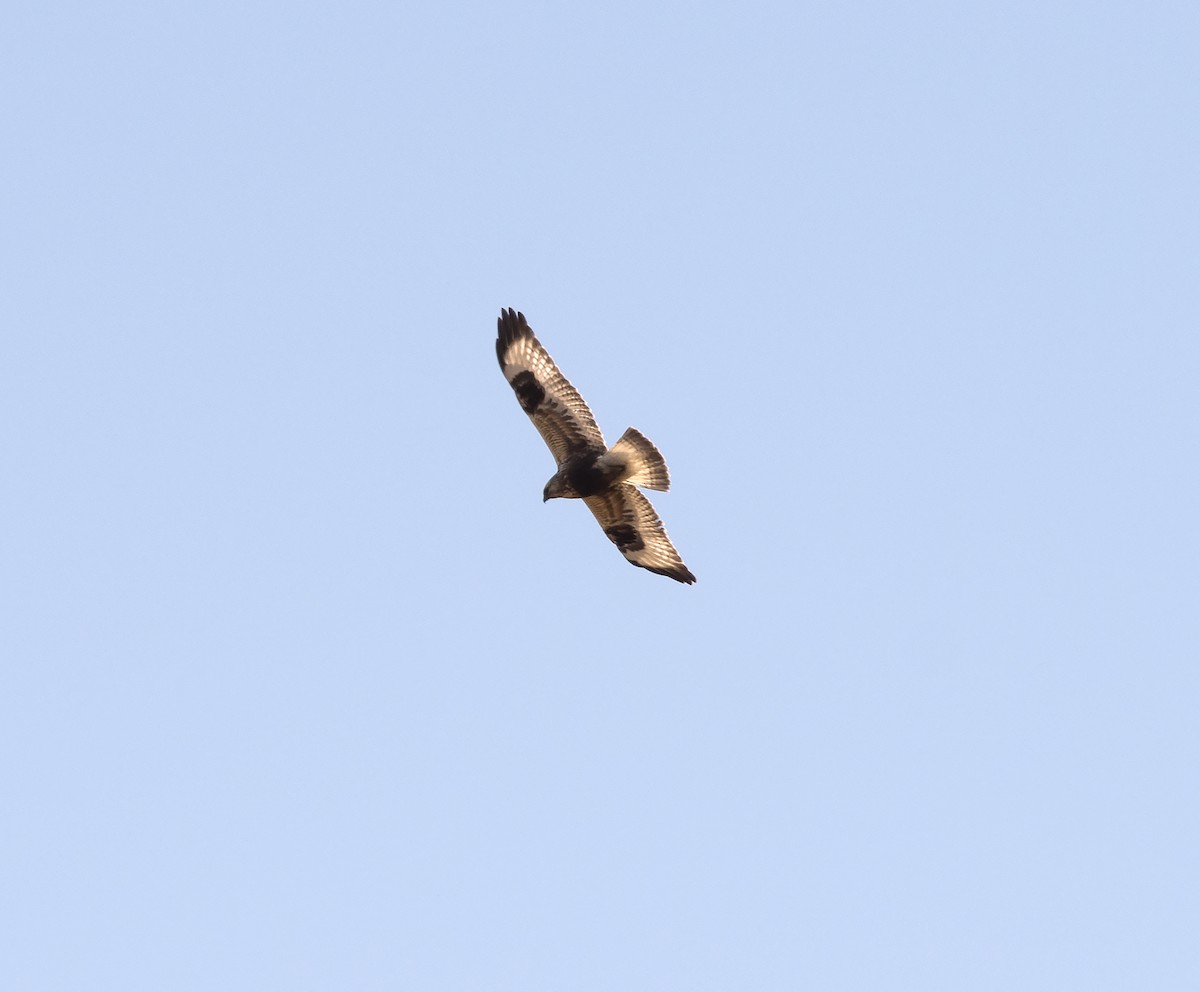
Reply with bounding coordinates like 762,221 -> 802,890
3,1 -> 1198,988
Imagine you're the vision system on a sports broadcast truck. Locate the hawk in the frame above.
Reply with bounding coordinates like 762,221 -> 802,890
496,308 -> 696,584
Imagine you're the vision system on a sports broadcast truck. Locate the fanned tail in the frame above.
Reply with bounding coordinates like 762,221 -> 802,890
609,427 -> 670,492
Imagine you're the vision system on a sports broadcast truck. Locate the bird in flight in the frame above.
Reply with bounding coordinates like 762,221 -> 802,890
496,308 -> 696,584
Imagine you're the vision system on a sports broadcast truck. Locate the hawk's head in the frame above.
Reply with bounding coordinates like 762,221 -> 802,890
544,473 -> 572,501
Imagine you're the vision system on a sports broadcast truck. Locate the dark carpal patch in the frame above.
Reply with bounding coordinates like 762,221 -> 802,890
509,370 -> 544,414
606,523 -> 644,552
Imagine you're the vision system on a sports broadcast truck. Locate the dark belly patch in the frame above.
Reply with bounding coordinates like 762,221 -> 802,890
567,460 -> 616,497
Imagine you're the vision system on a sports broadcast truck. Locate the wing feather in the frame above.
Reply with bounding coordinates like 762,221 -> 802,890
583,485 -> 696,584
496,308 -> 605,465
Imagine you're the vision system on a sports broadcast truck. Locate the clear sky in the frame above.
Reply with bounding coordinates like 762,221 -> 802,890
3,2 -> 1198,989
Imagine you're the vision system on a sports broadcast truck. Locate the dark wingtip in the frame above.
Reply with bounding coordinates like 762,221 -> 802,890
638,561 -> 697,584
496,307 -> 531,366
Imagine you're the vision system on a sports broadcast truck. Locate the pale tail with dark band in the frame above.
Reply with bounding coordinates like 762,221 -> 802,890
610,427 -> 671,492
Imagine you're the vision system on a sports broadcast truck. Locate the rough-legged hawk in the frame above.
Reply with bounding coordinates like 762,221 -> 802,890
496,308 -> 696,584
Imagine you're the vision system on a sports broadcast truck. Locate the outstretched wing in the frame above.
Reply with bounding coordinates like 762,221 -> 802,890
584,484 -> 696,584
496,308 -> 605,466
